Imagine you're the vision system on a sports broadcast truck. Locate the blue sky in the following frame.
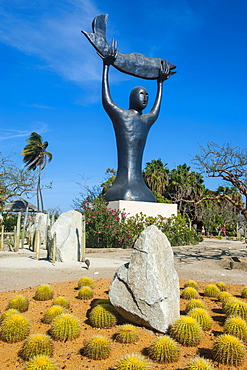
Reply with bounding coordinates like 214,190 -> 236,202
0,0 -> 246,212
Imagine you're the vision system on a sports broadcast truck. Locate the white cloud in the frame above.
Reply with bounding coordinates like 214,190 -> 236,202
0,0 -> 101,86
0,128 -> 30,141
0,0 -> 203,97
0,122 -> 49,142
27,104 -> 55,109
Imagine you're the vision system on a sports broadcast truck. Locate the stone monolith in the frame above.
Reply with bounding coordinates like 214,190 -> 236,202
109,225 -> 180,333
48,210 -> 82,262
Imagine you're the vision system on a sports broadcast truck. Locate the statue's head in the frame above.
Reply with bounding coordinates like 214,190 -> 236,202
129,87 -> 148,112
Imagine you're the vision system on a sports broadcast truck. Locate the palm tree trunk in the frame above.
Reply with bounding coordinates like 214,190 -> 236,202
36,178 -> 40,212
39,185 -> 44,212
38,166 -> 44,212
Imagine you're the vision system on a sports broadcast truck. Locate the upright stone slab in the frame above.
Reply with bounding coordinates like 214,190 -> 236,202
49,210 -> 82,262
28,213 -> 49,247
109,225 -> 180,333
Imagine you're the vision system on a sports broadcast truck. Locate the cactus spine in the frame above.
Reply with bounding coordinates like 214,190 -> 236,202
181,287 -> 199,300
188,308 -> 212,331
77,277 -> 94,289
217,291 -> 232,303
213,334 -> 246,365
115,354 -> 150,370
89,303 -> 118,328
84,335 -> 111,360
116,324 -> 139,343
224,316 -> 247,341
7,294 -> 29,312
0,308 -> 19,324
185,357 -> 215,370
1,313 -> 30,342
43,305 -> 65,324
216,282 -> 227,291
185,299 -> 206,313
52,296 -> 70,308
95,298 -> 111,306
21,333 -> 53,360
50,313 -> 81,341
224,299 -> 247,320
204,284 -> 220,297
221,297 -> 237,313
35,284 -> 54,301
148,335 -> 179,363
78,286 -> 94,300
241,286 -> 247,298
24,355 -> 57,370
170,316 -> 202,346
184,280 -> 199,290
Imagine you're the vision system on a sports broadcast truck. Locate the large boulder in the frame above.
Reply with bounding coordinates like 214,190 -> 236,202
109,225 -> 180,333
48,210 -> 83,262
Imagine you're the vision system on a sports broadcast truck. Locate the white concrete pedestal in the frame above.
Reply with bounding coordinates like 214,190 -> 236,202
107,200 -> 177,218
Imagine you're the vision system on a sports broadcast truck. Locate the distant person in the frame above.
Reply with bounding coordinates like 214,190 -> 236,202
221,226 -> 226,236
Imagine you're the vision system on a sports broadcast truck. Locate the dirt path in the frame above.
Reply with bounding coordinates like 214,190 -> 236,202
0,238 -> 247,292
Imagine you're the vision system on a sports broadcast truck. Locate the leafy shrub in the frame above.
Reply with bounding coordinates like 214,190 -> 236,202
80,197 -> 203,248
2,214 -> 18,232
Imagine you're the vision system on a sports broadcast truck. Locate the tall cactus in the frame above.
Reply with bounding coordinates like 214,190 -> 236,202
21,206 -> 29,248
0,224 -> 4,251
14,211 -> 21,251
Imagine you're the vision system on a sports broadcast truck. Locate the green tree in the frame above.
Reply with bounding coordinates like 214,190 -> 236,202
166,164 -> 205,227
193,142 -> 247,219
21,132 -> 52,212
101,168 -> 117,195
0,152 -> 36,212
143,159 -> 169,201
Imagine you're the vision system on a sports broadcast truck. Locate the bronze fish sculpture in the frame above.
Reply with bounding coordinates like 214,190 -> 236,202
82,14 -> 176,80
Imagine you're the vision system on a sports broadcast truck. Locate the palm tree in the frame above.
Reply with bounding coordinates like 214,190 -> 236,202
143,159 -> 169,197
21,132 -> 52,212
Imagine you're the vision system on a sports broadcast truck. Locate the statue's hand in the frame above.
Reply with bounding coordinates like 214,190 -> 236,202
158,61 -> 171,82
98,39 -> 118,65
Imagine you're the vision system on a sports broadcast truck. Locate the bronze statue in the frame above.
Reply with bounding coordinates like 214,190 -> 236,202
82,15 -> 176,202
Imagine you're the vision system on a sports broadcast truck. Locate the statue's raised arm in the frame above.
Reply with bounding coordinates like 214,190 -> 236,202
98,39 -> 121,118
147,61 -> 173,126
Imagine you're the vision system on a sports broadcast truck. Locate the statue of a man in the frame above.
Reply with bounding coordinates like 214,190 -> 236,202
99,45 -> 172,202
